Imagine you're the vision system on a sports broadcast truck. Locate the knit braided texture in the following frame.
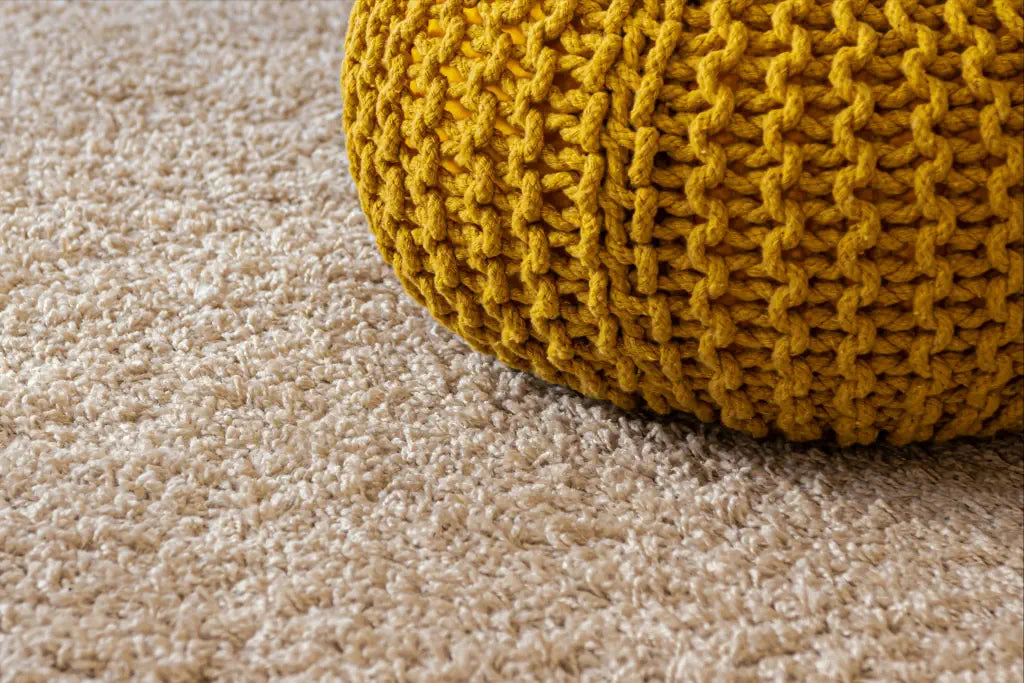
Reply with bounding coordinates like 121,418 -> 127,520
342,0 -> 1024,445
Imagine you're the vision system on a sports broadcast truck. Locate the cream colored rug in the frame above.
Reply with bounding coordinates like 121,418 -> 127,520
1,1 -> 1022,680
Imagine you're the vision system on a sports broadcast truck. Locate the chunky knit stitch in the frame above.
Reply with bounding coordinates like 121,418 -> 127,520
342,0 -> 1024,445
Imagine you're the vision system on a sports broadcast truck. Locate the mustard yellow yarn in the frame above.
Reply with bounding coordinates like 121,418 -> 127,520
342,0 -> 1024,444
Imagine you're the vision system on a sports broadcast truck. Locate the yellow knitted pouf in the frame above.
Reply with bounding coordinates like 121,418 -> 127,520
342,0 -> 1024,444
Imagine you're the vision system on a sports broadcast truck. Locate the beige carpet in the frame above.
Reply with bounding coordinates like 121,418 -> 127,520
1,1 -> 1022,680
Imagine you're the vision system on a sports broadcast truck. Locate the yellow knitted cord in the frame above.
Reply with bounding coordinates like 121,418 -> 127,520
342,0 -> 1024,445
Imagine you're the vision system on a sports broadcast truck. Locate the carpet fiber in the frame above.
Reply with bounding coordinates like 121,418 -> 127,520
1,1 -> 1022,680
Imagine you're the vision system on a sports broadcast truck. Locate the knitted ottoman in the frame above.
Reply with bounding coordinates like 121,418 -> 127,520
342,0 -> 1024,445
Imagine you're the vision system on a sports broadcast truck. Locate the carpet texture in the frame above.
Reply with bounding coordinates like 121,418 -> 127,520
1,1 -> 1022,680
